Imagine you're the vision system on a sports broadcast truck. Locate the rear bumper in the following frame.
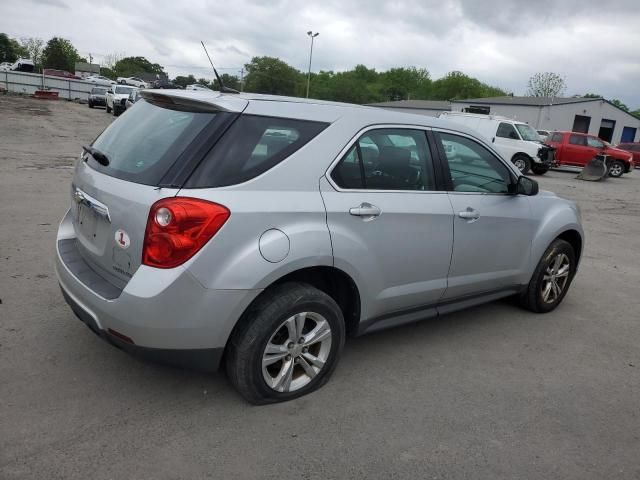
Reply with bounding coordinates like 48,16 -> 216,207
55,209 -> 261,370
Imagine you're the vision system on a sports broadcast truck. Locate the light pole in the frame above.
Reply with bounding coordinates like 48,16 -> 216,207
306,31 -> 319,98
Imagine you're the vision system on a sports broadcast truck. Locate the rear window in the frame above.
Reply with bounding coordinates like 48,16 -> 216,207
89,100 -> 217,185
185,115 -> 328,188
115,86 -> 136,95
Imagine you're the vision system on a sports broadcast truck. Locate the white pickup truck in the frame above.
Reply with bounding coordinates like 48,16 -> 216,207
116,76 -> 148,88
105,84 -> 138,116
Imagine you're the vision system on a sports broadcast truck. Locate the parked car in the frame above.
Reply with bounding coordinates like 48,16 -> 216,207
88,87 -> 108,108
186,84 -> 212,91
0,62 -> 13,71
43,69 -> 81,79
86,75 -> 116,87
546,131 -> 634,177
615,142 -> 640,167
11,58 -> 34,72
105,84 -> 137,116
439,112 -> 555,175
56,91 -> 584,404
116,76 -> 148,88
125,89 -> 142,110
149,79 -> 181,89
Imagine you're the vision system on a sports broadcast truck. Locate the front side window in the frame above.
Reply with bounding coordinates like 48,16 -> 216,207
331,128 -> 435,191
587,137 -> 604,148
515,123 -> 540,141
437,132 -> 512,194
550,133 -> 563,143
186,115 -> 328,188
496,122 -> 519,140
569,134 -> 587,146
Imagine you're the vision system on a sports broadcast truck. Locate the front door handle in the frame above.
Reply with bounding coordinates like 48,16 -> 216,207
458,208 -> 480,221
349,203 -> 381,218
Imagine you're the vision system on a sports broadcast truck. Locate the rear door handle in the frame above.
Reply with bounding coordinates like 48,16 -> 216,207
458,208 -> 480,221
349,203 -> 381,217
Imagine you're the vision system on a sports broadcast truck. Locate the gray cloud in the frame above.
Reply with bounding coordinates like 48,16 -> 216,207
1,0 -> 639,106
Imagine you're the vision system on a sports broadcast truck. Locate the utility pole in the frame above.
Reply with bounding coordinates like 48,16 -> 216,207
89,53 -> 93,64
240,68 -> 244,93
306,31 -> 319,98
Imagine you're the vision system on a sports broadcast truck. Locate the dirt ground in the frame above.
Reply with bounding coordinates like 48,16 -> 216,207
1,95 -> 639,479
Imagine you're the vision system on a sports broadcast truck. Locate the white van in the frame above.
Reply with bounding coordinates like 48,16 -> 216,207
438,112 -> 554,174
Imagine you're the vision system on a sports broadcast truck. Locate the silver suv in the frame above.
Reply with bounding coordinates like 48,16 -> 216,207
56,91 -> 584,404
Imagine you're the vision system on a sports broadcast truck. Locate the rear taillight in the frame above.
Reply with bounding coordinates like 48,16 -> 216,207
142,197 -> 230,269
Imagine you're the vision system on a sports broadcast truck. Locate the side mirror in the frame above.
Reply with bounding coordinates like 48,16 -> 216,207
513,176 -> 539,196
492,137 -> 495,143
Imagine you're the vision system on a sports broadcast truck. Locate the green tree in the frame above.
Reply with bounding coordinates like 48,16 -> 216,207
379,67 -> 431,101
114,56 -> 164,78
20,37 -> 44,68
431,71 -> 505,100
41,37 -> 80,71
526,72 -> 566,97
582,93 -> 602,98
213,73 -> 240,91
631,109 -> 640,119
609,99 -> 629,112
0,33 -> 27,63
243,56 -> 302,96
173,74 -> 197,88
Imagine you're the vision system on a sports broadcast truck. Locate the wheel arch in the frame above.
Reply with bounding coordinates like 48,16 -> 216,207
227,265 -> 362,354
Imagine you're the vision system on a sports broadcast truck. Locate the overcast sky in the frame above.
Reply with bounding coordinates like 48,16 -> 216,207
3,0 -> 639,107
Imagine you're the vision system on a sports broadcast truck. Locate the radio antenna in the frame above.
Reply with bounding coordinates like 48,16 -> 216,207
200,41 -> 239,94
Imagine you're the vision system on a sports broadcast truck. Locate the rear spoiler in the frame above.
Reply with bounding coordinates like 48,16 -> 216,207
140,90 -> 248,113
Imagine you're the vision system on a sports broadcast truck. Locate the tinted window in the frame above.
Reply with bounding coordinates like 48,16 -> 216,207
569,134 -> 587,146
550,133 -> 563,142
437,132 -> 512,194
187,115 -> 328,188
90,100 -> 216,185
331,129 -> 435,191
496,122 -> 519,139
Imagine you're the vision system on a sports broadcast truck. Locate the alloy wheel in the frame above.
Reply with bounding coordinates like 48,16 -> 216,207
610,163 -> 623,177
262,312 -> 332,393
541,253 -> 571,304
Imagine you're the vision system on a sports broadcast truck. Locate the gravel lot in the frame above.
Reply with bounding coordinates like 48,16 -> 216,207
1,95 -> 639,479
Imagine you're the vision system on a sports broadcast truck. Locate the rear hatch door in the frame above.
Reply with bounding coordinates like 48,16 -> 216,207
70,93 -> 246,288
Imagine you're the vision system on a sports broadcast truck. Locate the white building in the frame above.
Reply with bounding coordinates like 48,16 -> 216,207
370,96 -> 640,144
451,96 -> 640,144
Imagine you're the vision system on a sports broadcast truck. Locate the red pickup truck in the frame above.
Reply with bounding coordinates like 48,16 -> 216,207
546,131 -> 634,177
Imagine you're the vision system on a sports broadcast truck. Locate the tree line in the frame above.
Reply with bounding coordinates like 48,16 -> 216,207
1,32 -> 638,115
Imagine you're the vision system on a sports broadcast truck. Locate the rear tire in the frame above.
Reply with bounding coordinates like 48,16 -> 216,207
512,154 -> 531,174
106,103 -> 111,113
609,160 -> 624,178
519,239 -> 576,313
88,101 -> 93,108
531,163 -> 549,175
225,282 -> 345,404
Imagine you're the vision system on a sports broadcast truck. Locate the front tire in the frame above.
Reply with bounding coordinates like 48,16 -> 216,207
88,101 -> 93,108
512,154 -> 531,174
225,282 -> 345,404
519,239 -> 576,313
531,163 -> 549,175
609,160 -> 624,178
106,103 -> 111,113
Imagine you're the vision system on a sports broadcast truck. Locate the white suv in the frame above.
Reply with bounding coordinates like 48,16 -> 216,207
439,112 -> 554,174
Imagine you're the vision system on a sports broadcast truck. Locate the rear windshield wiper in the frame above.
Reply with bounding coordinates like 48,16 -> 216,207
82,145 -> 110,166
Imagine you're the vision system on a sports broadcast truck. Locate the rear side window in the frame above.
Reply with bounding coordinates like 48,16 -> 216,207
90,100 -> 217,185
331,128 -> 436,191
569,134 -> 587,146
550,133 -> 563,142
186,115 -> 328,188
